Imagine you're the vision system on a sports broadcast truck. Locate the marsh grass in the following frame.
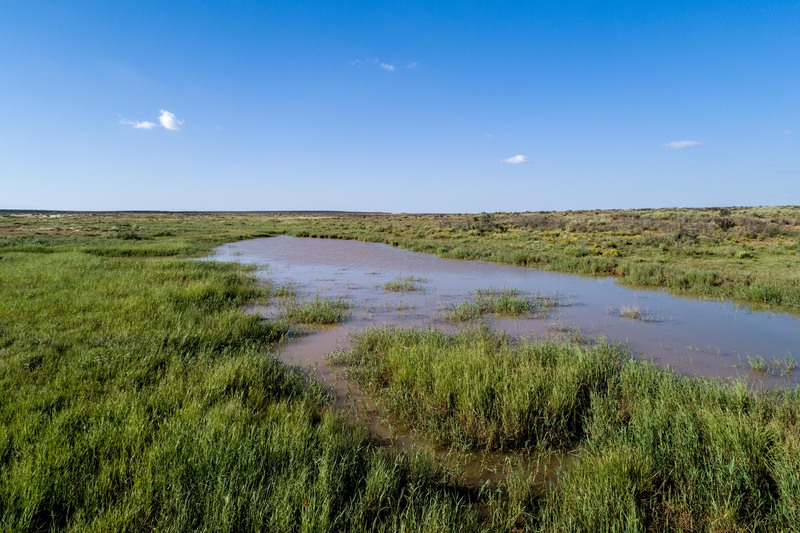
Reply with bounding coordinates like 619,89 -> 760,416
3,207 -> 800,312
279,296 -> 352,324
383,275 -> 426,292
746,354 -> 797,377
3,211 -> 800,531
338,325 -> 800,531
608,304 -> 658,322
443,288 -> 559,321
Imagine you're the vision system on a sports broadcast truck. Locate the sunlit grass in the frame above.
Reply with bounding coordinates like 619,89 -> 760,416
336,324 -> 800,531
2,209 -> 800,531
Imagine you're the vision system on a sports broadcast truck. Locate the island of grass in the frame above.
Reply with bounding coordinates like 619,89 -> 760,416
382,275 -> 427,292
443,288 -> 559,321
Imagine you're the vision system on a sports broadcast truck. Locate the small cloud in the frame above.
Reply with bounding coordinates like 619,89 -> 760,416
379,62 -> 395,72
406,61 -> 419,69
350,59 -> 361,67
119,117 -> 157,129
665,140 -> 702,149
159,109 -> 183,131
784,128 -> 793,136
501,154 -> 530,164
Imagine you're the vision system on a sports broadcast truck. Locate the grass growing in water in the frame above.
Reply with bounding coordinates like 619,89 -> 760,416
443,288 -> 558,321
608,304 -> 657,322
279,295 -> 352,324
746,354 -> 797,377
383,275 -> 426,292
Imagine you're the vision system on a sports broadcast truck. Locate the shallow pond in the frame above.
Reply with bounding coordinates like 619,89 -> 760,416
213,236 -> 799,387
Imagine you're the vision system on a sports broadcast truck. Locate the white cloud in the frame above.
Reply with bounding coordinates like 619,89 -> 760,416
119,118 -> 157,129
501,154 -> 530,164
159,110 -> 183,131
351,57 -> 407,72
784,128 -> 793,136
665,140 -> 702,149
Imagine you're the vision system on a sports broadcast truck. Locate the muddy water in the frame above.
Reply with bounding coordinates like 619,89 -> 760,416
210,236 -> 799,485
214,236 -> 800,385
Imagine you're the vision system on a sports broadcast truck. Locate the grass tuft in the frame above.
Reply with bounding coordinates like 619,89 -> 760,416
383,275 -> 427,292
279,296 -> 352,324
443,288 -> 559,321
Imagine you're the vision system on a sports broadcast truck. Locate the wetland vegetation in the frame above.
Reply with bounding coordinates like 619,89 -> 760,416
382,275 -> 427,293
1,208 -> 799,531
442,288 -> 559,322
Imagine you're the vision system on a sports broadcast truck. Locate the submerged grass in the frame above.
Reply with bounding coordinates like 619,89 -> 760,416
339,325 -> 800,531
444,288 -> 559,321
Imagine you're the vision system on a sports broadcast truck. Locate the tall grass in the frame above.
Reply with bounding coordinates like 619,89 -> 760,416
338,325 -> 800,531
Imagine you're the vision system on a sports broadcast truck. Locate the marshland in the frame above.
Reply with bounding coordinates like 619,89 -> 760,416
2,208 -> 799,531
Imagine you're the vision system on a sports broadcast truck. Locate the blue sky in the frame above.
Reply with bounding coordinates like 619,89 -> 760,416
1,1 -> 798,213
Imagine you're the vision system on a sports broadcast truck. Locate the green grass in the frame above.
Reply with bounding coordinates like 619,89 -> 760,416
279,295 -> 353,324
337,325 -> 800,531
0,245 -> 486,530
382,275 -> 426,292
443,288 -> 559,321
2,210 -> 800,531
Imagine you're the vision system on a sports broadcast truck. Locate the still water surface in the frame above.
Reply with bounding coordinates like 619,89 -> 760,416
213,236 -> 799,386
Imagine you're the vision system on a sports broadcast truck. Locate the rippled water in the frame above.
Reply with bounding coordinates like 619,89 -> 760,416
212,236 -> 800,385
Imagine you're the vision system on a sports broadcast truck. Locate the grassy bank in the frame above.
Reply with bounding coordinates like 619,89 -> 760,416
339,326 -> 800,531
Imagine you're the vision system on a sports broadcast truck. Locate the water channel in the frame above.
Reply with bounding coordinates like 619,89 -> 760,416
209,235 -> 800,486
213,236 -> 799,386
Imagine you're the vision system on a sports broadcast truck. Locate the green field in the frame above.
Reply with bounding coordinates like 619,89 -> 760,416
1,209 -> 799,531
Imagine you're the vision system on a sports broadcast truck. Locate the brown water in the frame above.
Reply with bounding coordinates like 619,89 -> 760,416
214,236 -> 800,385
210,235 -> 799,485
